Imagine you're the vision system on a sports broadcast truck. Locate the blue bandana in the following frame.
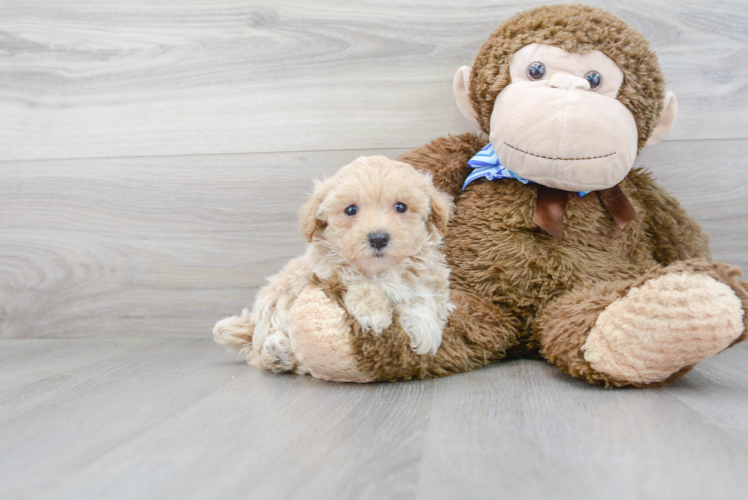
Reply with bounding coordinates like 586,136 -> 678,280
463,143 -> 590,197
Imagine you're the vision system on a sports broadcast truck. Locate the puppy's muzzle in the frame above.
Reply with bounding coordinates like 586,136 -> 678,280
368,232 -> 390,250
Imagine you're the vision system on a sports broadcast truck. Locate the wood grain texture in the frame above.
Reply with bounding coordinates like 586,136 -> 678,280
1,338 -> 747,500
0,148 -> 408,338
1,0 -> 747,161
2,3 -> 748,500
1,140 -> 746,339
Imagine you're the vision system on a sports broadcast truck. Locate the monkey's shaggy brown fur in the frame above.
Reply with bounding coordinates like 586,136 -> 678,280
335,5 -> 748,387
339,133 -> 747,387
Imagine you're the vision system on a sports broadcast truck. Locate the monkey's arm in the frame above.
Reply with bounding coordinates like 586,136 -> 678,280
398,132 -> 488,202
628,168 -> 711,265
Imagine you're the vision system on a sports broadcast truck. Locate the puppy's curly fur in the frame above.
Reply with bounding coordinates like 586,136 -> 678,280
213,156 -> 455,372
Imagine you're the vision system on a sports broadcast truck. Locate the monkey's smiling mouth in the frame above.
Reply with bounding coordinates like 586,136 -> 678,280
504,142 -> 616,161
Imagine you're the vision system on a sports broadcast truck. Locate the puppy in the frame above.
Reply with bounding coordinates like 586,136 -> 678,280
213,155 -> 455,373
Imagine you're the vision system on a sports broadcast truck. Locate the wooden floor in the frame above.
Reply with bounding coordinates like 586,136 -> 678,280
2,1 -> 748,499
2,339 -> 748,500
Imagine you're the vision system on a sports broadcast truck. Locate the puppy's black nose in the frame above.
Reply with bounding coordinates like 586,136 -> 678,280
368,232 -> 389,250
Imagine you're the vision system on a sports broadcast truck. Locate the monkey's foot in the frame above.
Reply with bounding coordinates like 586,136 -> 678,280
288,287 -> 374,382
583,272 -> 744,384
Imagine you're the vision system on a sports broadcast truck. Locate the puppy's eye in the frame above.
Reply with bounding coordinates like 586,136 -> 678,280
394,202 -> 407,213
345,204 -> 358,216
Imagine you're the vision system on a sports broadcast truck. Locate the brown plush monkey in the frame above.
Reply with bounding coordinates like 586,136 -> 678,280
218,5 -> 747,387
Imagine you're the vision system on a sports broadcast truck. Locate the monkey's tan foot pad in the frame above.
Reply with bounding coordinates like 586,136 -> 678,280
583,272 -> 745,384
288,287 -> 374,383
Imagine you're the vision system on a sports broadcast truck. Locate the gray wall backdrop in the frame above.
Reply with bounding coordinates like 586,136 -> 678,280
1,0 -> 747,339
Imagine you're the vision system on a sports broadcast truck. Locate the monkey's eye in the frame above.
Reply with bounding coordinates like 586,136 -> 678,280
527,61 -> 546,80
345,205 -> 358,216
394,202 -> 407,213
584,70 -> 602,90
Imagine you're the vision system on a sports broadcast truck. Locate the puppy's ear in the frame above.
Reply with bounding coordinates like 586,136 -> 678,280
428,188 -> 454,236
298,180 -> 328,243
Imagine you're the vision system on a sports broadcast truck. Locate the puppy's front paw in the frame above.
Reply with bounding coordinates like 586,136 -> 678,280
354,308 -> 393,335
397,303 -> 444,355
344,286 -> 392,335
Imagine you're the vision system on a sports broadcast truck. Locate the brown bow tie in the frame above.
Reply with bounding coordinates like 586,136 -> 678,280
534,185 -> 637,242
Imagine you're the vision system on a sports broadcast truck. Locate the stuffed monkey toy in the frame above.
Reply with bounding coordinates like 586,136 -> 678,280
217,4 -> 747,387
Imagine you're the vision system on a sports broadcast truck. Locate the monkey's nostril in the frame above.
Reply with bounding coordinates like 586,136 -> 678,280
368,232 -> 389,250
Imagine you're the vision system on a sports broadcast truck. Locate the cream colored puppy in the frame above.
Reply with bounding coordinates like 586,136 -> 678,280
213,155 -> 455,373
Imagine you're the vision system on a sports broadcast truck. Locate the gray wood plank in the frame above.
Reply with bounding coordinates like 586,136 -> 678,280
1,339 -> 747,500
0,339 -> 430,500
417,345 -> 748,500
0,338 -> 171,400
1,0 -> 747,161
1,141 -> 746,339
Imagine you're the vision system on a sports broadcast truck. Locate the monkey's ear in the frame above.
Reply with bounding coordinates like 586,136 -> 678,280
428,189 -> 455,236
453,66 -> 480,126
298,181 -> 327,243
644,90 -> 678,147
